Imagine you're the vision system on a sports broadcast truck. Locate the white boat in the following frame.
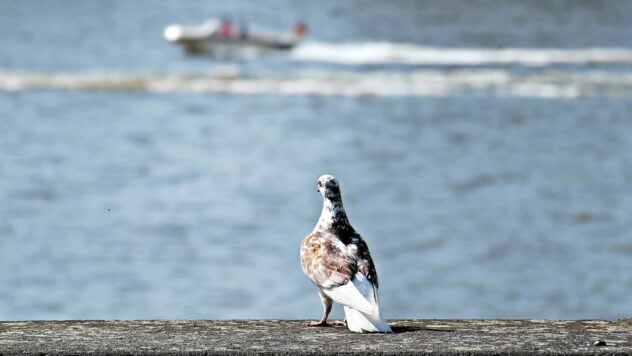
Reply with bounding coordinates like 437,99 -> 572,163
164,18 -> 307,56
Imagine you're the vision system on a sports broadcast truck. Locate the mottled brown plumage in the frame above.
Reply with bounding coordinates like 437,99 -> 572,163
301,230 -> 356,288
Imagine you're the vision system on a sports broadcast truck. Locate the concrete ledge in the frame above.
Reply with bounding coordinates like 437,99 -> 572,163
1,319 -> 631,355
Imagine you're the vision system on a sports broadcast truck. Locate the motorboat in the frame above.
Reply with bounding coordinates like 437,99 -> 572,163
164,18 -> 307,56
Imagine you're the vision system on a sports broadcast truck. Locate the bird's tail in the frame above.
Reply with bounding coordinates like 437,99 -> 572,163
343,306 -> 392,333
323,272 -> 392,333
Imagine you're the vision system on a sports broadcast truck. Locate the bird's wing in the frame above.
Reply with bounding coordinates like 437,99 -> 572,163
301,230 -> 357,289
301,230 -> 377,315
353,236 -> 379,288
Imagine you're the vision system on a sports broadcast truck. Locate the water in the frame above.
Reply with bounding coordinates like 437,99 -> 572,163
1,0 -> 631,321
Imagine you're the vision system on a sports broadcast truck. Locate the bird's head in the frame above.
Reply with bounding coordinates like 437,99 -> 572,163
317,174 -> 342,200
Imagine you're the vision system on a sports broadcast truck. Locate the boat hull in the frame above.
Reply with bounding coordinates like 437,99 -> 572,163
164,21 -> 301,57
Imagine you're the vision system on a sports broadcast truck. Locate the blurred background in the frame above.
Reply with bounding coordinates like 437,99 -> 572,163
1,0 -> 631,321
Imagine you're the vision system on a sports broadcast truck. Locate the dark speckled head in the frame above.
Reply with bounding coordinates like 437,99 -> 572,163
317,174 -> 342,201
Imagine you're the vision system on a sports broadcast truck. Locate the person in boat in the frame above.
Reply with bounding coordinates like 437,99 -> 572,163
238,21 -> 248,39
218,17 -> 235,38
293,22 -> 308,37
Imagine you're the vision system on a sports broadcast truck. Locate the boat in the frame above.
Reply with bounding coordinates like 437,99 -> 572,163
164,18 -> 307,56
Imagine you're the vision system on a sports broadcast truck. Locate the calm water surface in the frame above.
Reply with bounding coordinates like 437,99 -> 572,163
1,0 -> 631,320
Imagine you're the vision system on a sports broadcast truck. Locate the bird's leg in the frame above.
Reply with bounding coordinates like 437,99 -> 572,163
305,291 -> 332,326
305,290 -> 345,327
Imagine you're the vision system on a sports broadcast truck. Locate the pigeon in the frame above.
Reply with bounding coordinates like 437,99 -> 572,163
300,174 -> 391,333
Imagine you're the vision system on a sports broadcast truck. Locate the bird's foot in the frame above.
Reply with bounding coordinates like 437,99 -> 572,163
304,320 -> 346,327
330,320 -> 346,327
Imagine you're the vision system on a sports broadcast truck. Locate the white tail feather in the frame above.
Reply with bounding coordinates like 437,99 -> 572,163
323,279 -> 375,315
344,306 -> 392,333
324,273 -> 391,333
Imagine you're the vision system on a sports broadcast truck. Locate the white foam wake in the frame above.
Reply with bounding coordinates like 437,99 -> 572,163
292,42 -> 632,66
0,68 -> 631,98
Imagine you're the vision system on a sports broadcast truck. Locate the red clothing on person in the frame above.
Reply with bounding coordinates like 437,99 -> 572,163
218,23 -> 234,37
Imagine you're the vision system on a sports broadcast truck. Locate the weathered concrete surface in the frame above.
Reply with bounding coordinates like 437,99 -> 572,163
0,319 -> 631,355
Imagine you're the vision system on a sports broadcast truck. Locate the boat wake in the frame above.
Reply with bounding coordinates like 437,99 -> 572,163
291,42 -> 632,66
1,68 -> 631,98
